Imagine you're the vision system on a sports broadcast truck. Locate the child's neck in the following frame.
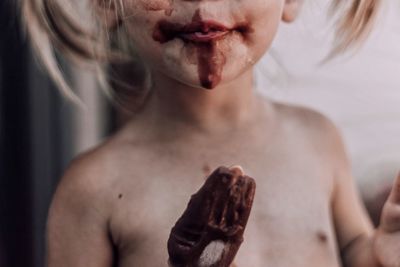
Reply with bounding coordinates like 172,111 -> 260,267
136,67 -> 265,138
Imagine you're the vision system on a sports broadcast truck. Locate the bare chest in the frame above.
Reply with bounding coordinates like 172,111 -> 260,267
108,139 -> 340,267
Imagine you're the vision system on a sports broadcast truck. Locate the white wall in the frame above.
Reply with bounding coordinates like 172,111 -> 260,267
256,1 -> 400,196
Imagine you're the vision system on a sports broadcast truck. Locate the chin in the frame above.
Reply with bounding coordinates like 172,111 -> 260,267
155,29 -> 254,89
166,57 -> 252,90
168,68 -> 244,90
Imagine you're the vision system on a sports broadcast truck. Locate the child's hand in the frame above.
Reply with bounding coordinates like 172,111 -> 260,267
167,166 -> 256,267
374,172 -> 400,267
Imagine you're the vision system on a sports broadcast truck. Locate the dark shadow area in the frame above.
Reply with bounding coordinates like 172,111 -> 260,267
0,1 -> 75,266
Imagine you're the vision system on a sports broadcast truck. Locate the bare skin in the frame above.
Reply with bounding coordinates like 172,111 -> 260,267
47,75 -> 376,267
45,1 -> 400,267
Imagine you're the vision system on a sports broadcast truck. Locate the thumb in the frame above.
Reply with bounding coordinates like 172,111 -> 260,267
387,171 -> 400,205
379,171 -> 400,233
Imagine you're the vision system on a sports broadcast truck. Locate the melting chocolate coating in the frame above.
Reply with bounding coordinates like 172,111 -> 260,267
168,166 -> 256,267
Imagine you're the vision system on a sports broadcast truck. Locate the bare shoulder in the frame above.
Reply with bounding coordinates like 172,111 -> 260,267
45,133 -> 135,266
273,102 -> 336,132
272,101 -> 349,163
50,132 -> 131,224
60,139 -> 116,193
273,101 -> 342,139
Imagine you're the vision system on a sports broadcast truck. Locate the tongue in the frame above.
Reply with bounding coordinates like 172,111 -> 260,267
193,31 -> 224,37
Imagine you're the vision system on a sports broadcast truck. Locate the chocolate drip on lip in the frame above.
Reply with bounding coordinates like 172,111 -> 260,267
192,9 -> 225,89
152,19 -> 228,89
153,10 -> 252,89
152,20 -> 183,43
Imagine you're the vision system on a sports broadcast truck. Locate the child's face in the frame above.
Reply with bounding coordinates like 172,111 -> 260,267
121,0 -> 286,89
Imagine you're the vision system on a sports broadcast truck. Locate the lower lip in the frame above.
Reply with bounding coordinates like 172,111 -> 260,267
179,31 -> 230,42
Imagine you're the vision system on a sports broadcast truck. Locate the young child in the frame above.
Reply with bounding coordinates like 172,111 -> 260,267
22,0 -> 400,266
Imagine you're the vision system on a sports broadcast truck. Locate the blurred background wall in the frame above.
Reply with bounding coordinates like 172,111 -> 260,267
0,1 -> 110,267
0,0 -> 399,267
257,0 -> 400,224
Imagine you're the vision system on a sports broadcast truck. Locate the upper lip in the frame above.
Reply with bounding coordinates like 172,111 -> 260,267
154,19 -> 250,44
178,20 -> 230,34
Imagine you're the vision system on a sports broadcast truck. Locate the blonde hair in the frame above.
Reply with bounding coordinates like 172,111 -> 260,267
21,0 -> 139,109
20,0 -> 382,108
330,0 -> 382,57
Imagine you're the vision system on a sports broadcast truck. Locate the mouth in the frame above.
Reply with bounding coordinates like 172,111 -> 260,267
178,21 -> 231,42
154,20 -> 250,44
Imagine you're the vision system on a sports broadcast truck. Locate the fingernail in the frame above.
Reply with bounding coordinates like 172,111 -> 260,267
229,165 -> 244,176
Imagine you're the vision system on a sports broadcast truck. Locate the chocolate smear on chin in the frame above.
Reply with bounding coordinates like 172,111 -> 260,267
191,9 -> 226,89
152,10 -> 255,90
196,41 -> 226,89
153,13 -> 227,89
153,24 -> 227,89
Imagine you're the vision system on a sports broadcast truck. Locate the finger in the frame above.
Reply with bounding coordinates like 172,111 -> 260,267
388,171 -> 400,204
380,172 -> 400,232
229,165 -> 245,176
379,201 -> 400,233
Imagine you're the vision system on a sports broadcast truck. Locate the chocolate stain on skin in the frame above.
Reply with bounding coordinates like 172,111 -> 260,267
191,10 -> 226,89
152,9 -> 252,89
141,0 -> 174,16
197,42 -> 225,88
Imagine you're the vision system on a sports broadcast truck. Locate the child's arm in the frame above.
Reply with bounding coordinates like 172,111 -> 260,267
331,151 -> 378,267
331,125 -> 400,267
46,155 -> 114,267
373,173 -> 400,267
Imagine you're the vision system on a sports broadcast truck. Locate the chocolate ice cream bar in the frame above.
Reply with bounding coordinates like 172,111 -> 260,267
168,166 -> 256,267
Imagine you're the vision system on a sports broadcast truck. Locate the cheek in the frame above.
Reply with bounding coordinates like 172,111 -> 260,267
121,3 -> 166,56
123,0 -> 173,16
245,2 -> 284,58
214,3 -> 284,86
139,0 -> 174,16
